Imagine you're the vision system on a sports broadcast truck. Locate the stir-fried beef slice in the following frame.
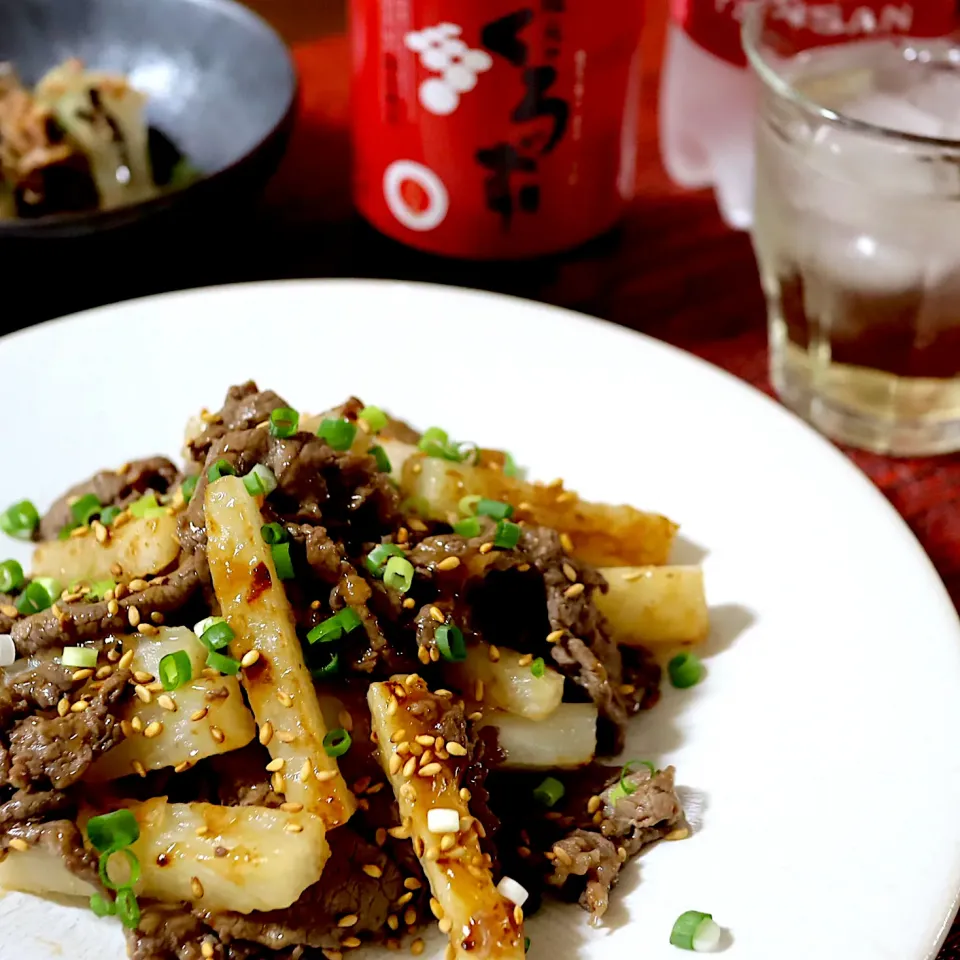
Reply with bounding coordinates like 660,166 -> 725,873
209,745 -> 284,808
11,555 -> 203,656
3,817 -> 100,885
186,381 -> 290,466
0,788 -> 70,828
461,726 -> 504,869
6,667 -> 131,789
548,767 -> 684,920
0,658 -> 74,727
132,905 -> 223,960
202,828 -> 406,950
0,593 -> 16,633
39,456 -> 180,541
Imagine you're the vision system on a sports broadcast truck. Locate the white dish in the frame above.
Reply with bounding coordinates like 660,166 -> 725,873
1,279 -> 959,960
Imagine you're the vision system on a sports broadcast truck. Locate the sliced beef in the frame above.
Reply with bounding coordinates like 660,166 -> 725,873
3,818 -> 100,887
6,666 -> 130,789
548,766 -> 684,920
11,556 -> 203,656
461,726 -> 504,869
0,593 -> 16,634
131,905 -> 219,960
39,456 -> 179,541
203,828 -> 406,950
0,658 -> 74,726
0,788 -> 70,827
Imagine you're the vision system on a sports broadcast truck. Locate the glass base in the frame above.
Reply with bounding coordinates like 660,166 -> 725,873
770,319 -> 960,457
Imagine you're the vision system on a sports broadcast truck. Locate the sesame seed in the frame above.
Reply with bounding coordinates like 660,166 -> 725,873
175,761 -> 193,774
201,943 -> 215,959
143,721 -> 163,738
487,644 -> 501,663
564,583 -> 585,599
468,710 -> 483,721
258,721 -> 274,745
376,828 -> 387,846
69,525 -> 89,539
440,834 -> 457,852
191,707 -> 209,722
411,939 -> 425,956
474,679 -> 484,701
402,757 -> 417,778
272,772 -> 286,793
134,669 -> 156,683
438,917 -> 453,934
396,740 -> 411,756
446,741 -> 467,757
415,734 -> 435,747
127,607 -> 141,627
546,629 -> 564,643
388,754 -> 402,776
436,556 -> 461,572
363,864 -> 383,878
196,826 -> 210,837
96,665 -> 114,680
120,720 -> 133,738
419,762 -> 442,777
118,650 -> 135,671
276,689 -> 294,707
191,877 -> 204,898
134,684 -> 152,704
554,847 -> 573,866
419,750 -> 434,767
92,520 -> 109,543
132,760 -> 147,778
210,726 -> 226,743
110,563 -> 123,578
665,827 -> 690,841
266,758 -> 285,773
201,667 -> 220,680
387,696 -> 399,717
417,646 -> 431,665
403,597 -> 416,609
404,907 -> 417,926
517,653 -> 533,667
137,623 -> 159,636
587,795 -> 602,814
619,683 -> 636,695
70,700 -> 90,713
281,802 -> 304,813
429,606 -> 445,623
368,782 -> 386,795
0,604 -> 17,618
151,611 -> 164,624
131,716 -> 143,733
424,846 -> 440,862
146,680 -> 164,692
386,914 -> 399,931
435,689 -> 453,698
285,822 -> 304,834
71,668 -> 94,683
617,845 -> 628,862
479,542 -> 494,554
388,826 -> 411,841
241,650 -> 260,668
157,694 -> 177,712
338,710 -> 354,732
562,562 -> 578,582
315,769 -> 337,782
338,914 -> 359,928
300,759 -> 312,780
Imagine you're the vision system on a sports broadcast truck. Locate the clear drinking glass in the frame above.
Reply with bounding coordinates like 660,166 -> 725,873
743,3 -> 960,456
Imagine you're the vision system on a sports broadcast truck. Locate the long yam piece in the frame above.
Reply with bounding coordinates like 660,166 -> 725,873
368,679 -> 524,960
205,477 -> 355,827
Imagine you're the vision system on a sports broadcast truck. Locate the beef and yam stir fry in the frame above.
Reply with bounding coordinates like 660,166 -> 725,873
0,383 -> 711,959
0,58 -> 196,220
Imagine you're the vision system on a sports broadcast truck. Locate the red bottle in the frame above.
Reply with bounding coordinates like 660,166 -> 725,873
350,0 -> 646,260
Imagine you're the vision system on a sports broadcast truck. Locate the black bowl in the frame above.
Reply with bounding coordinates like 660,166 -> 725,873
0,0 -> 297,239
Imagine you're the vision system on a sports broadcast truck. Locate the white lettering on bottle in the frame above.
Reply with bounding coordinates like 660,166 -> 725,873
767,2 -> 917,38
879,5 -> 913,32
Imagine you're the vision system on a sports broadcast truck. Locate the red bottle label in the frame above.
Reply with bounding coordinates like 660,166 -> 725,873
350,0 -> 645,260
671,1 -> 956,68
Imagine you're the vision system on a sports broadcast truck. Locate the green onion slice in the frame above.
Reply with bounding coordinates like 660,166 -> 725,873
323,727 -> 352,757
365,543 -> 405,577
317,418 -> 357,451
87,579 -> 116,601
207,459 -> 237,482
418,426 -> 449,457
271,542 -> 295,580
458,495 -> 481,517
87,809 -> 140,852
452,517 -> 481,538
261,522 -> 287,545
477,498 -> 513,520
243,464 -> 277,497
180,476 -> 199,504
359,406 -> 388,433
90,892 -> 116,917
129,493 -> 161,518
0,500 -> 39,540
62,647 -> 97,669
115,887 -> 141,930
159,650 -> 192,690
337,607 -> 363,633
435,624 -> 466,662
493,520 -> 521,550
609,759 -> 657,803
99,848 -> 141,891
530,657 -> 545,678
194,615 -> 224,638
669,911 -> 721,952
503,453 -> 521,478
533,776 -> 565,807
307,608 -> 363,645
668,652 -> 704,690
206,650 -> 241,676
524,937 -> 531,954
370,445 -> 392,473
310,651 -> 340,680
270,407 -> 300,438
0,559 -> 24,594
70,493 -> 102,526
58,523 -> 78,541
199,620 -> 234,651
384,556 -> 414,594
16,579 -> 58,615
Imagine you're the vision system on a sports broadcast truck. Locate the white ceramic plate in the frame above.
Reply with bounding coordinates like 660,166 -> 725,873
1,280 -> 959,960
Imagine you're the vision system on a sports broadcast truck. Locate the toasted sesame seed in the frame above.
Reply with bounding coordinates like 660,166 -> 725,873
272,771 -> 286,793
546,629 -> 564,643
438,917 -> 453,934
241,649 -> 260,668
69,525 -> 89,539
201,942 -> 215,959
201,667 -> 220,680
127,606 -> 141,627
143,720 -> 163,738
191,707 -> 209,722
256,721 -> 274,746
396,740 -> 411,756
281,802 -> 304,813
134,669 -> 156,684
411,939 -> 425,956
436,556 -> 461,572
0,604 -> 17,618
617,845 -> 628,862
8,837 -> 29,852
146,680 -> 164,692
386,914 -> 399,931
338,709 -> 354,732
151,611 -> 165,624
266,758 -> 285,773
403,907 -> 417,926
440,834 -> 456,852
418,750 -> 434,767
435,689 -> 453,698
131,716 -> 143,733
429,605 -> 445,623
619,683 -> 636,695
446,741 -> 467,757
70,700 -> 90,713
387,754 -> 402,776
295,758 -> 310,780
368,782 -> 386,795
120,719 -> 133,738
175,761 -> 193,774
419,762 -> 442,777
402,757 -> 417,778
387,696 -> 399,717
210,726 -> 225,744
276,689 -> 294,707
157,694 -> 177,712
564,582 -> 585,599
559,531 -> 575,553
389,727 -> 408,745
134,684 -> 152,703
132,760 -> 147,778
118,650 -> 135,671
517,653 -> 533,667
474,679 -> 484,701
424,846 -> 440,862
587,795 -> 602,814
315,769 -> 337,782
376,828 -> 387,846
554,847 -> 573,866
403,597 -> 416,610
338,914 -> 359,928
479,542 -> 494,554
562,562 -> 578,582
96,665 -> 114,680
127,578 -> 148,592
665,827 -> 690,841
71,668 -> 94,683
417,646 -> 431,665
110,563 -> 123,577
137,623 -> 159,636
285,822 -> 304,834
196,826 -> 210,837
362,863 -> 383,879
191,877 -> 204,898
388,825 -> 411,841
415,734 -> 435,747
487,644 -> 501,663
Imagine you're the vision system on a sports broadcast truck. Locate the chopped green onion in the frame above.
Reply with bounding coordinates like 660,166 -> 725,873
62,647 -> 97,668
453,517 -> 481,538
365,543 -> 405,577
533,776 -> 565,807
129,493 -> 160,518
271,542 -> 295,580
206,650 -> 241,676
359,406 -> 388,433
323,727 -> 352,757
370,445 -> 392,473
179,476 -> 199,504
207,459 -> 237,483
317,418 -> 357,451
435,624 -> 466,662
0,559 -> 24,593
87,579 -> 116,601
504,453 -> 520,478
115,887 -> 141,930
199,620 -> 234,651
0,500 -> 39,540
477,498 -> 513,520
307,608 -> 363,645
90,892 -> 116,917
243,464 -> 277,497
337,607 -> 363,633
493,520 -> 521,550
58,523 -> 77,541
668,652 -> 704,689
384,556 -> 414,594
609,759 -> 657,803
524,937 -> 531,954
159,650 -> 192,690
71,493 -> 102,526
530,657 -> 545,678
16,579 -> 58,615
419,426 -> 449,457
310,651 -> 340,680
100,505 -> 122,526
270,407 -> 300,438
458,495 -> 481,517
99,848 -> 141,890
261,522 -> 287,545
669,911 -> 721,952
193,615 -> 224,638
87,809 -> 140,852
